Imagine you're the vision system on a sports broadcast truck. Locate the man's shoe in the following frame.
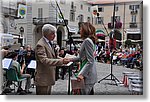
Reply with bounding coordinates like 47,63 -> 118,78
3,87 -> 13,93
18,90 -> 27,95
17,88 -> 23,93
25,90 -> 32,94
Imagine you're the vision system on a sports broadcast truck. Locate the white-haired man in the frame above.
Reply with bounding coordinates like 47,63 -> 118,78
35,24 -> 70,95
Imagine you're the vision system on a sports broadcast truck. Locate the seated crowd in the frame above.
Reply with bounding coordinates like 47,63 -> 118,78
96,44 -> 143,70
2,45 -> 35,94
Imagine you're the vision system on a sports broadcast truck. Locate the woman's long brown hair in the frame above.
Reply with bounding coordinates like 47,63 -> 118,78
80,22 -> 98,44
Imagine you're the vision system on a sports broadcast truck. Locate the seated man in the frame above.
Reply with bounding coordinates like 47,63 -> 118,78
6,52 -> 32,94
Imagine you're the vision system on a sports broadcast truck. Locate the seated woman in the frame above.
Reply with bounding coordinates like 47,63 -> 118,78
6,52 -> 32,94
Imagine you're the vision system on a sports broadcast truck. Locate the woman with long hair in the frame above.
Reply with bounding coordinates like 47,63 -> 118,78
72,22 -> 98,95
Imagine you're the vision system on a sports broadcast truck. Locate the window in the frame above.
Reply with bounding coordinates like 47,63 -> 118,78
96,17 -> 103,24
88,7 -> 90,12
127,34 -> 141,40
111,16 -> 120,22
81,4 -> 83,10
129,5 -> 139,10
38,8 -> 43,19
70,1 -> 76,11
71,2 -> 74,9
70,11 -> 75,22
115,6 -> 119,11
98,7 -> 104,12
79,14 -> 84,22
87,17 -> 91,22
131,15 -> 136,23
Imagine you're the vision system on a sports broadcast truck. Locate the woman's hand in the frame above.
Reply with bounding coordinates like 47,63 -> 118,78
77,74 -> 84,82
21,63 -> 26,74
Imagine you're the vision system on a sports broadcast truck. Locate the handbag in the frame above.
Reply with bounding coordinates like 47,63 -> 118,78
71,59 -> 86,95
71,78 -> 85,95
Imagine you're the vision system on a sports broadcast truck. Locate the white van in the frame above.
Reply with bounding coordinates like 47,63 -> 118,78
0,33 -> 13,47
0,33 -> 13,94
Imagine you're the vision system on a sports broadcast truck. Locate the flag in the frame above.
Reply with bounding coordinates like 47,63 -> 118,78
17,4 -> 27,19
57,9 -> 64,23
91,5 -> 98,17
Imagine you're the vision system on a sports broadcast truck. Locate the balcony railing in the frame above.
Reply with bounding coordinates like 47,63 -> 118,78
131,10 -> 138,14
129,22 -> 137,28
33,17 -> 67,25
108,22 -> 122,29
2,7 -> 17,17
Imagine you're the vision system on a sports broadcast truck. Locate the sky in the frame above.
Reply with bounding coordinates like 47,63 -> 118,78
85,0 -> 143,4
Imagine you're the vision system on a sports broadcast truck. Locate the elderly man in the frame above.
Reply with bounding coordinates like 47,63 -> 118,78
35,24 -> 70,95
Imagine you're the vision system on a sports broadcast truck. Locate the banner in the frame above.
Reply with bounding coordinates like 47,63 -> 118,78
17,4 -> 27,19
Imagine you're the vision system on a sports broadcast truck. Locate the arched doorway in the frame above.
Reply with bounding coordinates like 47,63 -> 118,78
57,26 -> 65,48
33,26 -> 42,47
57,30 -> 62,48
114,29 -> 122,41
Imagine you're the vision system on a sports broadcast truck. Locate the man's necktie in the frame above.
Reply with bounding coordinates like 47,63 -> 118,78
49,41 -> 53,48
49,41 -> 56,57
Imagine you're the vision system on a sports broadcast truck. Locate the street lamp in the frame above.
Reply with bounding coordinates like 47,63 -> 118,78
19,26 -> 24,46
19,26 -> 24,34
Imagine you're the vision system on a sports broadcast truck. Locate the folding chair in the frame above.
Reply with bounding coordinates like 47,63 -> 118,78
6,68 -> 26,94
1,70 -> 10,95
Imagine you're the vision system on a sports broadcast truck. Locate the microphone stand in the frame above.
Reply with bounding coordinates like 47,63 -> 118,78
55,0 -> 76,51
98,1 -> 120,85
55,0 -> 76,94
97,13 -> 109,35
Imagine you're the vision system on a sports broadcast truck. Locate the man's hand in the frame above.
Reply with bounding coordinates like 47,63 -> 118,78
62,58 -> 71,64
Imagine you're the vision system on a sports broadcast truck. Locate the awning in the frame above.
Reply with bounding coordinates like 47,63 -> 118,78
98,39 -> 105,42
13,35 -> 19,39
68,26 -> 78,34
126,29 -> 141,34
96,34 -> 105,37
71,34 -> 81,38
73,39 -> 83,42
116,40 -> 122,42
131,40 -> 142,42
96,29 -> 105,37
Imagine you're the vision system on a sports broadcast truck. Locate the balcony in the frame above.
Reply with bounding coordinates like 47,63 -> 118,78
129,22 -> 137,28
115,22 -> 122,29
108,23 -> 113,29
2,7 -> 17,18
131,10 -> 138,14
108,22 -> 122,29
33,17 -> 68,25
71,5 -> 76,12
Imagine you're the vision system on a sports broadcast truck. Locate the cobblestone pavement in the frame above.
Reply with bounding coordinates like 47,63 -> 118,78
28,62 -> 142,95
